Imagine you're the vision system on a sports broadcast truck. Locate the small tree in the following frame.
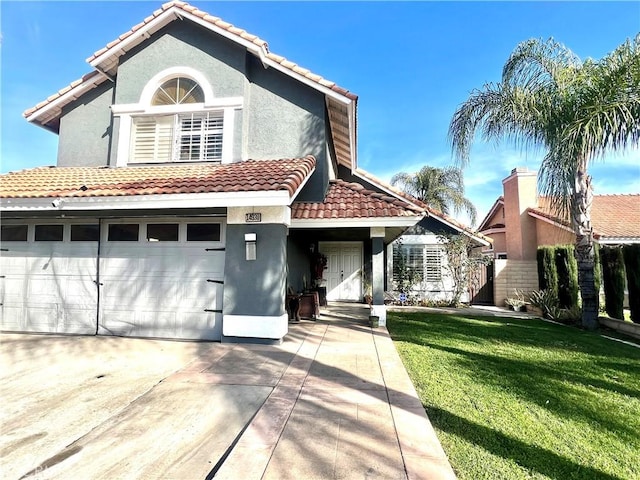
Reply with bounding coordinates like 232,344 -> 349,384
537,247 -> 559,299
601,246 -> 626,320
392,241 -> 423,298
555,246 -> 579,309
438,233 -> 491,307
623,245 -> 640,323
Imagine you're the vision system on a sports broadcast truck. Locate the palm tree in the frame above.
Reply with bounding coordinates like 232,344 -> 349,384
390,165 -> 477,225
448,36 -> 640,330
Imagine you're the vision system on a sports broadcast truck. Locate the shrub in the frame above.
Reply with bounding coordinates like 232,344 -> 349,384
537,247 -> 558,298
601,246 -> 625,320
555,245 -> 579,309
529,289 -> 561,320
594,243 -> 602,301
623,244 -> 640,324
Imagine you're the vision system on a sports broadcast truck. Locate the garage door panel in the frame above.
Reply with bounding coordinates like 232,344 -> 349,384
99,221 -> 225,341
0,305 -> 23,331
177,311 -> 221,340
1,239 -> 97,334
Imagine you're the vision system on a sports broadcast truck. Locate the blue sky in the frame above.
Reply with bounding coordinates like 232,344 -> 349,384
2,1 -> 639,225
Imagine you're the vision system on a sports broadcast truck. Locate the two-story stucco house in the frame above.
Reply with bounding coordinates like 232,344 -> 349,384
0,1 -> 432,342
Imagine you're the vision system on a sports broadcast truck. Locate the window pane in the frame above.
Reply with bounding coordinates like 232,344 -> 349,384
35,225 -> 64,242
147,224 -> 178,242
151,77 -> 204,105
108,224 -> 139,241
178,113 -> 223,162
187,223 -> 221,242
71,224 -> 100,242
1,225 -> 28,242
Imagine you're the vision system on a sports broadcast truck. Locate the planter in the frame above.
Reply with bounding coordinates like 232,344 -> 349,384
369,315 -> 380,328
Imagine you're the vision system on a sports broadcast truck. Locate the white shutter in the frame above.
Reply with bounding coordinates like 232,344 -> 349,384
424,246 -> 442,282
130,116 -> 174,164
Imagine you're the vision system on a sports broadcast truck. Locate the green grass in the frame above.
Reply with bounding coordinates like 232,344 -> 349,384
386,312 -> 640,480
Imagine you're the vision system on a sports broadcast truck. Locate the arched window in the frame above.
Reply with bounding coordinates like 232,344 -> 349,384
131,77 -> 222,164
151,77 -> 204,105
116,68 -> 240,166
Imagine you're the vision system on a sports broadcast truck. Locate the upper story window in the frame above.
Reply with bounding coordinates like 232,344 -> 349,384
131,111 -> 223,163
152,78 -> 204,105
112,68 -> 242,167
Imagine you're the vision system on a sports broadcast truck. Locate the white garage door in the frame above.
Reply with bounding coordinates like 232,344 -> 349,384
0,222 -> 99,334
98,219 -> 225,341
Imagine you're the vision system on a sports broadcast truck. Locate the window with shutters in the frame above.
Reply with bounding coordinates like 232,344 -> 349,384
128,77 -> 225,164
130,112 -> 224,164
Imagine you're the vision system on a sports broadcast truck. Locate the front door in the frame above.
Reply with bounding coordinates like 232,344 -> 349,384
319,242 -> 363,302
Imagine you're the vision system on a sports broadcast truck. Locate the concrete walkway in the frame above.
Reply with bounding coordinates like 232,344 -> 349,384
214,303 -> 456,480
1,303 -> 456,479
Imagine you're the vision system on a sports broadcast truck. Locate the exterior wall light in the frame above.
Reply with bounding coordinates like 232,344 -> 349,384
245,233 -> 257,260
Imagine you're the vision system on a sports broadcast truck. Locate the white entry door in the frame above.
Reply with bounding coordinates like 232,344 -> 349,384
319,242 -> 363,302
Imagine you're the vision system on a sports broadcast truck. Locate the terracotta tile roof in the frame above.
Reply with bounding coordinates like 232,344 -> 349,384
291,179 -> 423,220
0,157 -> 315,199
87,1 -> 357,100
530,194 -> 640,239
24,1 -> 356,121
354,168 -> 491,243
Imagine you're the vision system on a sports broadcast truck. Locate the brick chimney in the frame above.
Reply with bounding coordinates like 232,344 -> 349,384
502,167 -> 538,260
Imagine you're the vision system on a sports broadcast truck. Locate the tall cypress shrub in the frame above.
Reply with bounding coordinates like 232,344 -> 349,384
594,243 -> 602,305
601,247 -> 625,320
555,245 -> 579,309
537,246 -> 558,298
623,244 -> 640,324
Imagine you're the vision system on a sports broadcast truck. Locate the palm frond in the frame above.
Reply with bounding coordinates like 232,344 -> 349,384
503,37 -> 582,91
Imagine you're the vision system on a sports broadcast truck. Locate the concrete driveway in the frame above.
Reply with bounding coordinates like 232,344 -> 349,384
1,306 -> 457,480
0,334 -> 280,479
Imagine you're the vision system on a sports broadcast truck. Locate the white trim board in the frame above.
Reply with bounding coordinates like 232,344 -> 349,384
1,190 -> 294,212
223,314 -> 288,339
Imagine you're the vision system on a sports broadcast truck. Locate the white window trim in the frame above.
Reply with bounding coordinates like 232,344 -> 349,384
139,67 -> 216,106
111,67 -> 242,167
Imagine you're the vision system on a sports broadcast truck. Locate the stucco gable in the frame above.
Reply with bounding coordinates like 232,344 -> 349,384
23,1 -> 357,171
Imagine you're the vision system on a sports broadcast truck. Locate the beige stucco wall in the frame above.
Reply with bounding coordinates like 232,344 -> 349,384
535,218 -> 574,246
494,259 -> 538,306
503,169 -> 538,261
489,231 -> 507,254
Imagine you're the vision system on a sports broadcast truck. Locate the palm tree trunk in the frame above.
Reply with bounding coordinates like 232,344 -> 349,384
572,162 -> 599,330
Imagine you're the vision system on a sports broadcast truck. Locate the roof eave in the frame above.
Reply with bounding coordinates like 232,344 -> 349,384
24,72 -> 109,130
291,216 -> 423,229
477,197 -> 504,231
0,190 -> 296,212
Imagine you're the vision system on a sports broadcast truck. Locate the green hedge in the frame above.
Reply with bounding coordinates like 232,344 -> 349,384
594,243 -> 601,301
601,247 -> 625,320
623,245 -> 640,324
537,247 -> 558,298
555,245 -> 579,310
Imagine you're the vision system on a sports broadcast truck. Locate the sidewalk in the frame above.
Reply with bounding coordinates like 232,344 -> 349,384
213,303 -> 456,480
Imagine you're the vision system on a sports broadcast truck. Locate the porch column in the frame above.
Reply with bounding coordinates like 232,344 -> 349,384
371,227 -> 387,326
222,206 -> 290,343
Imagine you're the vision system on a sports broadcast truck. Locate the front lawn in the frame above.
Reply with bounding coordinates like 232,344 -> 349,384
387,312 -> 640,480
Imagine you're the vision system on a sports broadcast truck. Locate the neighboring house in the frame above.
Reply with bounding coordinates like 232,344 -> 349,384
351,170 -> 492,304
0,1 -> 432,342
478,167 -> 640,305
387,207 -> 491,304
